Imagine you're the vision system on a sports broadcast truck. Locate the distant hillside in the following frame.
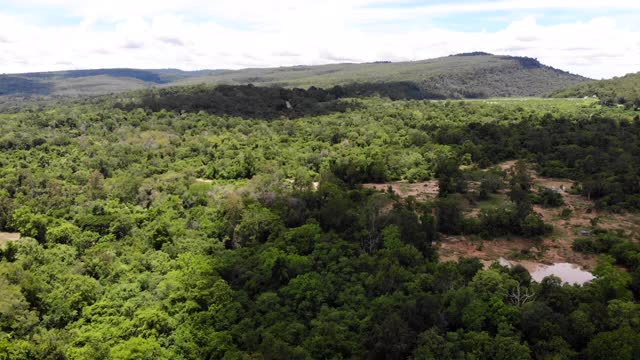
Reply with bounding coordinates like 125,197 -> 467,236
0,76 -> 51,96
0,68 -> 224,97
175,54 -> 588,99
551,72 -> 640,109
0,53 -> 589,99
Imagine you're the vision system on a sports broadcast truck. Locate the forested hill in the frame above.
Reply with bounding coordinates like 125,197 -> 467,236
0,53 -> 588,99
0,69 -> 222,97
174,53 -> 589,99
551,71 -> 640,109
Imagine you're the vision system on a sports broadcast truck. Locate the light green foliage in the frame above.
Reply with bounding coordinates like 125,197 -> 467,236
0,94 -> 638,359
109,336 -> 171,360
12,207 -> 48,243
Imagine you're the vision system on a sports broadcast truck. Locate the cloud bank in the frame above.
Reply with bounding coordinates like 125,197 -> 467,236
0,0 -> 639,79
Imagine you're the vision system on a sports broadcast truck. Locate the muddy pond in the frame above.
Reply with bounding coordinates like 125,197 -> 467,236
487,258 -> 595,285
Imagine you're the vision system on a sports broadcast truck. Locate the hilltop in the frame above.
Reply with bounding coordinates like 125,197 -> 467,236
0,53 -> 588,100
551,71 -> 640,109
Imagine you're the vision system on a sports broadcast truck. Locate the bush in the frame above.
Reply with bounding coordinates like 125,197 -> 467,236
572,238 -> 597,253
478,174 -> 502,200
521,213 -> 549,238
532,187 -> 565,208
462,217 -> 482,235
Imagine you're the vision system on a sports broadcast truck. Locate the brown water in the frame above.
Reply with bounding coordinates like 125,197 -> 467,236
528,262 -> 595,285
490,258 -> 595,285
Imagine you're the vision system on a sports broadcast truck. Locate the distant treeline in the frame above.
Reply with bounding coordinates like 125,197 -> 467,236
115,82 -> 485,119
434,113 -> 640,211
115,84 -> 356,119
551,72 -> 640,110
0,76 -> 52,96
20,69 -> 169,83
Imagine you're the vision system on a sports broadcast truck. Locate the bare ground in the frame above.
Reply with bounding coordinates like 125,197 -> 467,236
439,166 -> 604,269
363,181 -> 439,201
194,178 -> 214,183
366,162 -> 640,271
0,232 -> 21,247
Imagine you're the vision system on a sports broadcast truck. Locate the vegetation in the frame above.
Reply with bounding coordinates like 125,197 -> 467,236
532,187 -> 565,208
174,53 -> 588,99
551,71 -> 640,110
0,86 -> 639,359
0,76 -> 51,96
115,84 -> 358,119
1,53 -> 587,99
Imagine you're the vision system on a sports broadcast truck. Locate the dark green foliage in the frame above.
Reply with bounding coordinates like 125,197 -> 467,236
478,172 -> 503,199
337,81 -> 446,100
441,114 -> 640,210
435,157 -> 467,196
573,230 -> 640,269
0,241 -> 17,262
436,196 -> 464,234
118,84 -> 357,120
520,213 -> 550,238
532,187 -> 565,207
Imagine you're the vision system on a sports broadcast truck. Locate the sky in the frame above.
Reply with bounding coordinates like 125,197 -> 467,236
0,0 -> 639,79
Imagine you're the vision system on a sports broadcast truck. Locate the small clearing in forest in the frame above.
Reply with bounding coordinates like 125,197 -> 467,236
364,161 -> 640,271
440,161 -> 640,270
194,178 -> 214,183
363,181 -> 439,201
0,232 -> 21,247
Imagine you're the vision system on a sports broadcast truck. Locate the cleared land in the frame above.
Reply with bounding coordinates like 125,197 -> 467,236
368,162 -> 640,271
363,181 -> 439,201
0,232 -> 20,247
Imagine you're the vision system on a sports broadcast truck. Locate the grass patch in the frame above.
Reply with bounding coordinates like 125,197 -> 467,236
477,194 -> 508,211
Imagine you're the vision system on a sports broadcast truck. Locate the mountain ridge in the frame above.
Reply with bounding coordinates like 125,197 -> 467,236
1,53 -> 590,99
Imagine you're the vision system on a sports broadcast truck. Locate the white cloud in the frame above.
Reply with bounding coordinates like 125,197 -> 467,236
0,1 -> 638,78
354,0 -> 640,23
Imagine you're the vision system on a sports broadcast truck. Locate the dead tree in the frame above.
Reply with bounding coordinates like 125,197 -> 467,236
509,284 -> 536,307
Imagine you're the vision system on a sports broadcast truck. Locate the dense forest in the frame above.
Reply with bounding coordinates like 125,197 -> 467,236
1,86 -> 640,359
114,83 -> 456,119
115,84 -> 358,119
